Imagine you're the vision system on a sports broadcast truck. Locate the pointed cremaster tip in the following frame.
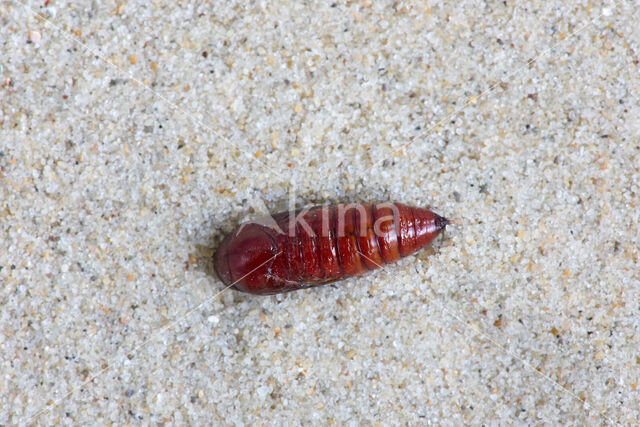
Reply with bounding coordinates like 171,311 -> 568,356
434,213 -> 450,231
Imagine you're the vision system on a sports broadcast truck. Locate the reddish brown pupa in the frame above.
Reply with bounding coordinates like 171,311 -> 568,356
214,202 -> 449,295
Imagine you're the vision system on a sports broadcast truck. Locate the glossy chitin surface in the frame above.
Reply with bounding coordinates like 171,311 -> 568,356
214,202 -> 449,295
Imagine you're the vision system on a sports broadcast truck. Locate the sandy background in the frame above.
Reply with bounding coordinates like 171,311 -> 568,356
2,0 -> 639,424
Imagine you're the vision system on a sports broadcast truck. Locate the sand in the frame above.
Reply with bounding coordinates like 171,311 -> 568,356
1,0 -> 638,424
